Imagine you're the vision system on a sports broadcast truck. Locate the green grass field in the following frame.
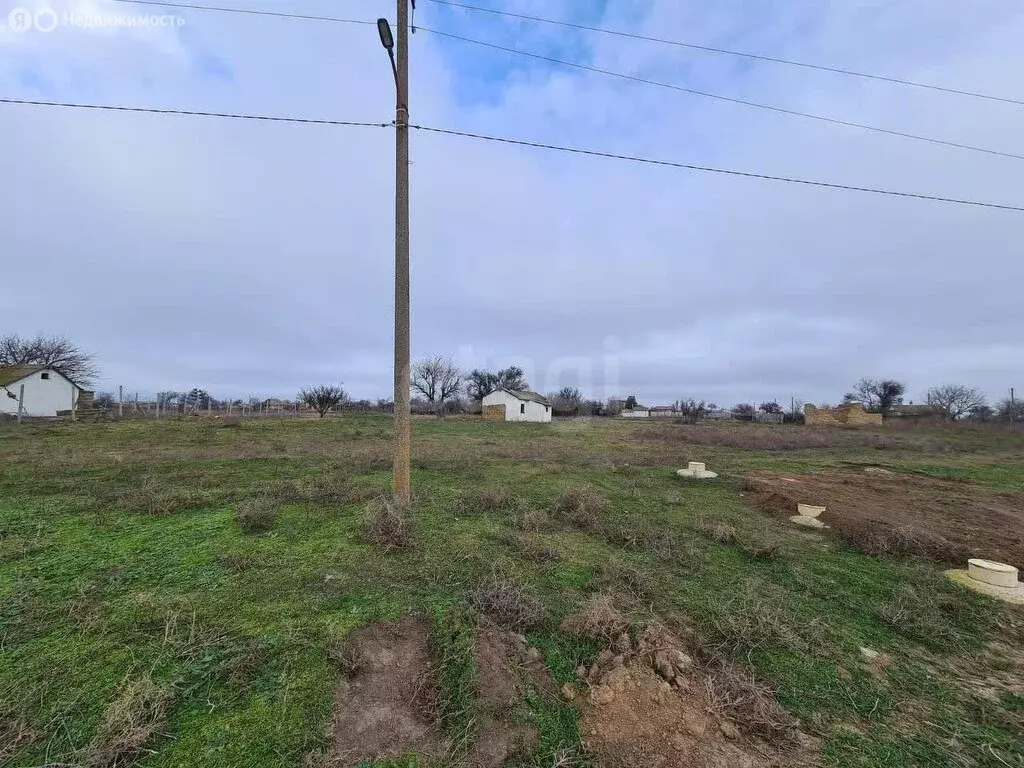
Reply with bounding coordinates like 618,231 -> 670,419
1,416 -> 1022,767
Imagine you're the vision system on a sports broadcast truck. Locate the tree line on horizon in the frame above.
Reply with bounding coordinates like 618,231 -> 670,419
3,335 -> 1021,423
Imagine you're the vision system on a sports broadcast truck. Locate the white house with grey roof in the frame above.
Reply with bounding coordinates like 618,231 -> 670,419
481,388 -> 552,423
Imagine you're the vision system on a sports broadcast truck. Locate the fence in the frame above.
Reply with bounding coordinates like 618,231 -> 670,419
60,389 -> 397,420
618,408 -> 785,424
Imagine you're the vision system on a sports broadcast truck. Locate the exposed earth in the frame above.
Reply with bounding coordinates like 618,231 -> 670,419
743,468 -> 1024,569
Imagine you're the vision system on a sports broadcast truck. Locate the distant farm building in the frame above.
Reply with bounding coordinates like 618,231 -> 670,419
804,402 -> 883,427
0,365 -> 91,418
482,388 -> 552,422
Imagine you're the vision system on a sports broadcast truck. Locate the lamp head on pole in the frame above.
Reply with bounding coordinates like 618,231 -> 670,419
377,18 -> 394,51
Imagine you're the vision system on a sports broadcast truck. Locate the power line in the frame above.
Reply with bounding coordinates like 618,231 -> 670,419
3,96 -> 1020,212
408,124 -> 1024,213
111,0 -> 374,26
424,0 -> 1024,108
110,0 -> 1024,162
0,97 -> 390,127
418,26 -> 1024,163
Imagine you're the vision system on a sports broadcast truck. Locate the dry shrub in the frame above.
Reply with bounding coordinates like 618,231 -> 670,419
874,583 -> 983,650
521,508 -> 549,533
700,522 -> 738,545
517,533 -> 560,564
290,474 -> 374,506
460,485 -> 515,512
215,552 -> 257,571
0,715 -> 42,762
326,636 -> 362,675
742,540 -> 782,560
559,594 -> 630,640
599,558 -> 656,603
234,497 -> 279,534
553,487 -> 610,530
705,586 -> 808,655
851,526 -> 967,564
85,674 -> 173,768
362,496 -> 413,553
702,658 -> 799,743
470,567 -> 545,631
216,640 -> 269,687
119,478 -> 213,516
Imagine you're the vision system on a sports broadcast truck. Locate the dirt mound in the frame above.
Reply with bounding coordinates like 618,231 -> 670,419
564,613 -> 817,768
469,627 -> 550,767
325,615 -> 446,766
743,470 -> 1024,570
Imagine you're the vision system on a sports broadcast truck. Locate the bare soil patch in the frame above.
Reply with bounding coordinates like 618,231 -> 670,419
743,470 -> 1024,569
469,626 -> 552,767
324,615 -> 446,766
569,619 -> 817,768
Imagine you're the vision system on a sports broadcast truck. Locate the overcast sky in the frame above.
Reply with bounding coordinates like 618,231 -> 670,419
2,0 -> 1022,405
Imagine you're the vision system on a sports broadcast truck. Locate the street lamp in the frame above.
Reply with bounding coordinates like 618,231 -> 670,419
377,18 -> 397,91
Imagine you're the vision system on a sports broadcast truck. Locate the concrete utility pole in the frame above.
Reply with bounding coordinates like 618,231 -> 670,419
17,383 -> 24,425
118,385 -> 123,417
380,3 -> 412,505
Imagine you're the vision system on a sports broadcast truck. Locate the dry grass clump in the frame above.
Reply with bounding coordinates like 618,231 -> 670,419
742,540 -> 782,560
216,640 -> 270,688
705,586 -> 809,655
469,567 -> 545,631
234,497 -> 279,534
215,552 -> 257,571
851,526 -> 967,564
598,558 -> 656,603
874,582 -> 983,651
700,522 -> 738,545
290,473 -> 374,506
362,496 -> 414,553
553,487 -> 610,530
517,533 -> 560,564
521,508 -> 549,533
702,658 -> 799,743
559,594 -> 630,640
326,636 -> 363,675
460,485 -> 515,512
119,478 -> 213,516
0,715 -> 42,762
85,674 -> 173,768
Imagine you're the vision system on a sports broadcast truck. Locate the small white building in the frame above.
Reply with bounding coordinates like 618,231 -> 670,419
0,365 -> 88,417
482,388 -> 552,423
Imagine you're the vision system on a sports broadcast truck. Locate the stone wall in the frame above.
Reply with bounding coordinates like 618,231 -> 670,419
804,403 -> 883,427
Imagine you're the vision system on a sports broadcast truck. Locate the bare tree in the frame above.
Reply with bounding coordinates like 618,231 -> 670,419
551,386 -> 582,416
732,403 -> 756,421
299,385 -> 347,418
0,333 -> 100,384
93,392 -> 115,412
996,398 -> 1024,424
926,384 -> 987,420
759,401 -> 783,414
411,356 -> 463,411
785,398 -> 805,424
850,378 -> 905,414
465,366 -> 529,401
678,398 -> 708,424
